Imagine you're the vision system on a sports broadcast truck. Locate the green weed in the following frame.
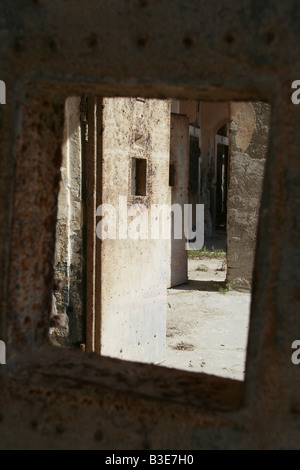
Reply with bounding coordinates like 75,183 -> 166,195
213,282 -> 232,294
188,245 -> 226,260
196,264 -> 209,272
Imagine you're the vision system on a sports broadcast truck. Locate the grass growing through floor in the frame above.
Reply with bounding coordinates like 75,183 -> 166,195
213,282 -> 232,294
188,246 -> 226,260
196,264 -> 209,272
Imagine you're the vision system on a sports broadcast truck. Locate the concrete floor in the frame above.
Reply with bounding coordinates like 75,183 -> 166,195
160,253 -> 251,381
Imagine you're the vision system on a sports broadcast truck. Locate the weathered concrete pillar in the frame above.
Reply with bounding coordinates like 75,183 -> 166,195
227,102 -> 270,291
98,98 -> 171,364
168,113 -> 189,287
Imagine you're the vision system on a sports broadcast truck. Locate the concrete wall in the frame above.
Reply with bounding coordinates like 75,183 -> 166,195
168,113 -> 189,287
99,98 -> 171,364
180,100 -> 198,124
227,102 -> 270,291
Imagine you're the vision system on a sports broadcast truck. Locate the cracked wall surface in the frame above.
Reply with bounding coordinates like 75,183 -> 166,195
227,102 -> 270,291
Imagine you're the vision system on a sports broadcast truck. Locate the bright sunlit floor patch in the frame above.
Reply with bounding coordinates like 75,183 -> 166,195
160,239 -> 251,381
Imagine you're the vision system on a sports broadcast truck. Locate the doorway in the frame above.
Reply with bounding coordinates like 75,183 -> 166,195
215,143 -> 228,231
51,97 -> 269,382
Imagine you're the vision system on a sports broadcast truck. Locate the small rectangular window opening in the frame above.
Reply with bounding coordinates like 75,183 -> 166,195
131,157 -> 147,196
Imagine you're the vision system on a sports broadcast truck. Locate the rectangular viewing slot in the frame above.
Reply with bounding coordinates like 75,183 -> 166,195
131,157 -> 147,196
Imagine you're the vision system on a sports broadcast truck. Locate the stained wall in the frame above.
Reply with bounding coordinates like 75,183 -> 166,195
227,102 -> 270,291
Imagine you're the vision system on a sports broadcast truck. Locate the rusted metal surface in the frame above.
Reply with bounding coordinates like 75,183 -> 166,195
2,346 -> 246,450
0,0 -> 300,449
6,95 -> 64,354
